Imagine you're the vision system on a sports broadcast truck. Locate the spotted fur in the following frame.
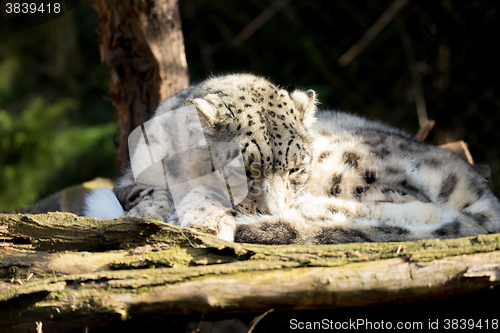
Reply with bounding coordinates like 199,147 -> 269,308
235,111 -> 500,244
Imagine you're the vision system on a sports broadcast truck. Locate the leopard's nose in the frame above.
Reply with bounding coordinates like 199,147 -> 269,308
259,201 -> 284,215
260,190 -> 286,214
256,177 -> 287,214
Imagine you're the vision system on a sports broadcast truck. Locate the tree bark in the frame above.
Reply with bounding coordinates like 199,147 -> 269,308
2,213 -> 500,332
93,0 -> 190,171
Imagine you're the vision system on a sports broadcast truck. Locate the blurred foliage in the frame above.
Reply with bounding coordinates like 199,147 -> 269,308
0,99 -> 115,209
0,0 -> 499,209
0,2 -> 117,210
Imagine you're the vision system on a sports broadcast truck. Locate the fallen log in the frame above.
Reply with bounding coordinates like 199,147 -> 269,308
1,213 -> 500,332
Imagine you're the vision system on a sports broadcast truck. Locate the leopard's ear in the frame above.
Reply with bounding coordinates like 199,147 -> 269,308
290,89 -> 317,127
186,94 -> 223,127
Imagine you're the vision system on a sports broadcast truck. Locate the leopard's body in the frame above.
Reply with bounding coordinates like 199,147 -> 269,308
84,74 -> 500,244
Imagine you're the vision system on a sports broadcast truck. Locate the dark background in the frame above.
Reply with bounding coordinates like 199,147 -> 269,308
1,0 -> 499,210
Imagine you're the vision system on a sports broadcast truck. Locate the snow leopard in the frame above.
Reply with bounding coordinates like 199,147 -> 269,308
84,73 -> 500,244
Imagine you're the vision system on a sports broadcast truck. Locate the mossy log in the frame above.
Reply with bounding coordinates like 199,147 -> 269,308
1,212 -> 500,332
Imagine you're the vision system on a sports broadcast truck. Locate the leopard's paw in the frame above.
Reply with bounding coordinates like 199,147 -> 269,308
175,186 -> 236,241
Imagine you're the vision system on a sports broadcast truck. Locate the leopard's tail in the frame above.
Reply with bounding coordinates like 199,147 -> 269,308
83,188 -> 125,220
234,194 -> 500,245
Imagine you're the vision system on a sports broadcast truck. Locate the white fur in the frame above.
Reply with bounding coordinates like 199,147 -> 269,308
83,188 -> 125,220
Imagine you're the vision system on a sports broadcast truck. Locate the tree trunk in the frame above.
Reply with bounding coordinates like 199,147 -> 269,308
93,0 -> 190,171
2,212 -> 500,332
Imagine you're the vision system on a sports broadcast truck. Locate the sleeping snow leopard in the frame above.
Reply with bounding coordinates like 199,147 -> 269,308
84,73 -> 500,244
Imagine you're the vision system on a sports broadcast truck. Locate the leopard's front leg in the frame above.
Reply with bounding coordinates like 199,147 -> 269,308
168,185 -> 236,242
125,188 -> 175,222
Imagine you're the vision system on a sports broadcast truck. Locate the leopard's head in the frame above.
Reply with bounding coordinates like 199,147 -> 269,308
189,74 -> 317,215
